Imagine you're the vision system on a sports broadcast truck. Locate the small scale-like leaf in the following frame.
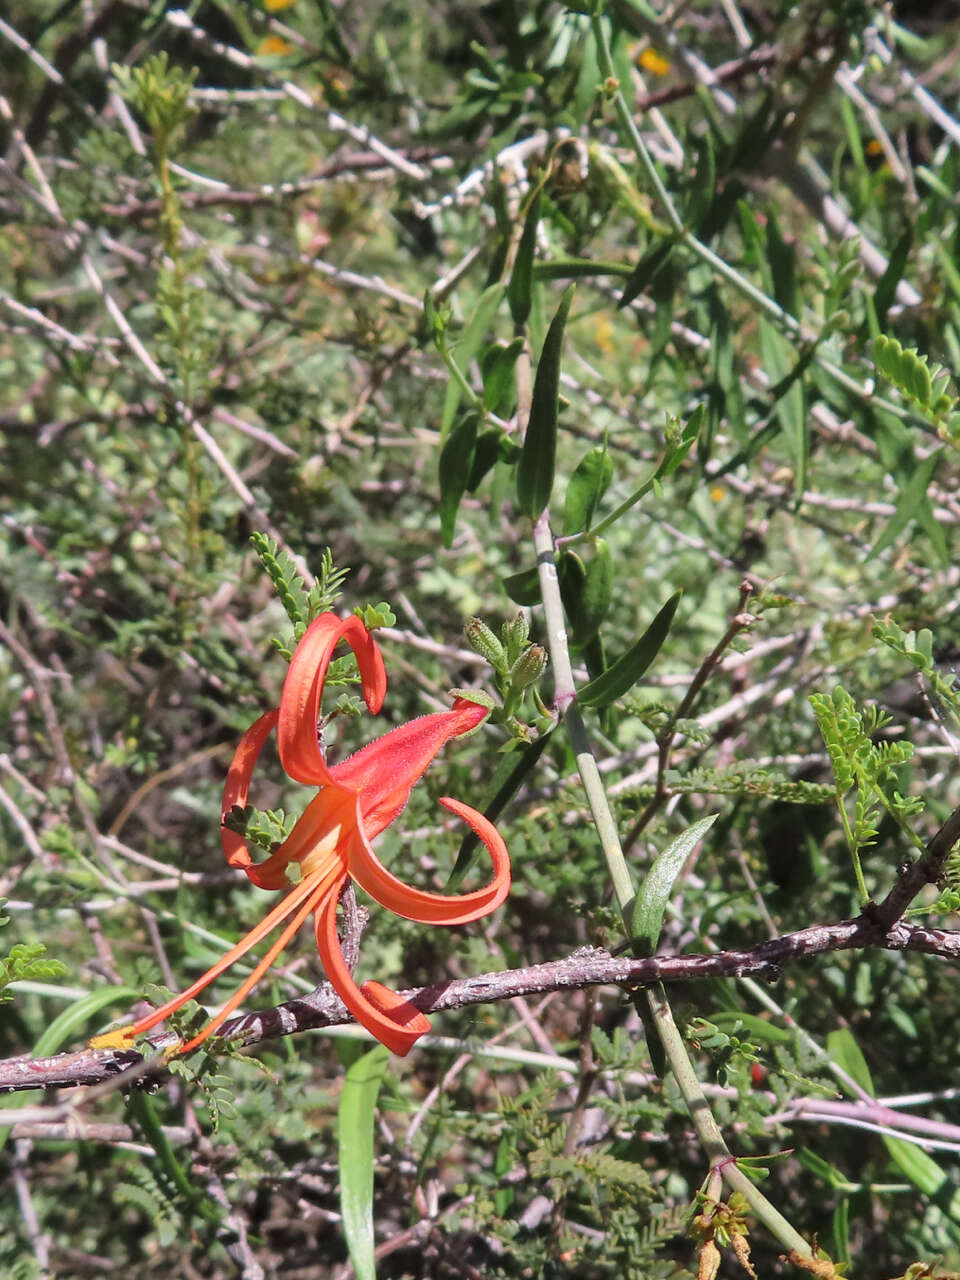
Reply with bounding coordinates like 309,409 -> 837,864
339,1044 -> 391,1280
516,285 -> 575,520
632,815 -> 717,955
563,445 -> 613,534
578,590 -> 681,709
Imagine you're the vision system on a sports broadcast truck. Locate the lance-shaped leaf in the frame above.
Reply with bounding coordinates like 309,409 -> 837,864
578,590 -> 681,709
503,565 -> 541,606
449,732 -> 553,885
439,412 -> 479,548
482,336 -> 524,412
563,444 -> 613,535
507,187 -> 542,326
631,815 -> 718,955
339,1044 -> 391,1280
441,282 -> 505,436
516,284 -> 575,521
557,542 -> 612,648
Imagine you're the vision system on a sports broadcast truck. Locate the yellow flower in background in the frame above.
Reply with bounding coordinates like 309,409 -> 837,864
593,313 -> 614,356
257,35 -> 293,56
638,47 -> 671,77
264,0 -> 297,10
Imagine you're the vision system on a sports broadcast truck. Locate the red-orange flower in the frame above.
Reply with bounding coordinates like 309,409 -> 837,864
94,613 -> 510,1057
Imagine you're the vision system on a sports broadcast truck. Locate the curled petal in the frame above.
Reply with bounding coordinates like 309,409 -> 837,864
278,614 -> 386,786
221,709 -> 290,890
346,796 -> 510,925
315,888 -> 431,1056
331,698 -> 491,837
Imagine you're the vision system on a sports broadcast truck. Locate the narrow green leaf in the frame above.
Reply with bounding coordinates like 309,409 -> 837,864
556,549 -> 587,637
129,1092 -> 220,1223
632,816 -> 718,955
884,1137 -> 949,1200
559,541 -> 613,648
449,732 -> 553,885
795,1147 -> 850,1190
707,1011 -> 794,1045
502,566 -> 541,606
827,1027 -> 874,1092
832,1194 -> 851,1264
685,127 -> 715,233
578,538 -> 613,645
563,445 -> 613,534
578,590 -> 681,708
758,318 -> 807,499
618,241 -> 674,310
481,336 -> 524,411
466,428 -> 512,492
339,1044 -> 391,1280
507,187 -> 542,326
441,282 -> 506,437
873,227 -> 912,329
516,284 -> 575,521
765,209 -> 797,316
438,413 -> 479,548
532,258 -> 633,280
872,449 -> 943,559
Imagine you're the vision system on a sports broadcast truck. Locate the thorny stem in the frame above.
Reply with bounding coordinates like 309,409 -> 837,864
623,580 -> 755,852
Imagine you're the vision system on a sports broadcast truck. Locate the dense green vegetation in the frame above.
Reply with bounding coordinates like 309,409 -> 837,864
2,1 -> 960,1275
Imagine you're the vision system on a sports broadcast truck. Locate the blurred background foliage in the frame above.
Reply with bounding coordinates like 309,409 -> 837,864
2,0 -> 960,1275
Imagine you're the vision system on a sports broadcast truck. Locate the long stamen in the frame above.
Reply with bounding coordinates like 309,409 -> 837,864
123,869 -> 329,1040
177,867 -> 339,1054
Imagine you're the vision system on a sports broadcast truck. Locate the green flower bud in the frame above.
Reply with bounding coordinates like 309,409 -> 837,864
501,612 -> 530,665
509,644 -> 547,691
465,618 -> 508,673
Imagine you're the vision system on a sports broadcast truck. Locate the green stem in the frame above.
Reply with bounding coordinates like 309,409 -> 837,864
647,985 -> 813,1258
438,339 -> 484,411
531,488 -> 810,1263
837,792 -> 870,905
519,241 -> 812,1260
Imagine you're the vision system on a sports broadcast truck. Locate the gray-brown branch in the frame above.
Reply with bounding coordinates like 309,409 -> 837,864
1,914 -> 956,1095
